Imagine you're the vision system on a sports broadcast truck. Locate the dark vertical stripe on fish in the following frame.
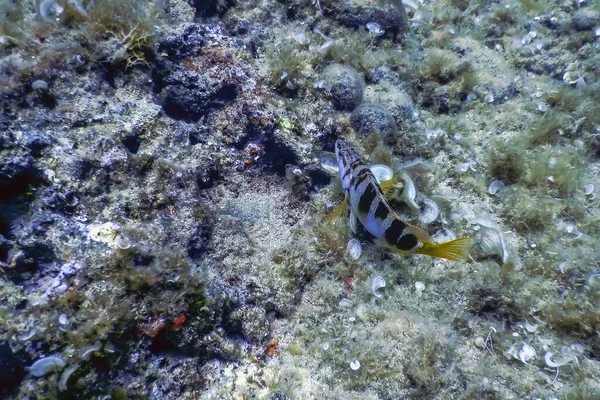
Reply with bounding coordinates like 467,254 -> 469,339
396,233 -> 418,251
358,183 -> 377,213
385,219 -> 406,244
375,201 -> 388,220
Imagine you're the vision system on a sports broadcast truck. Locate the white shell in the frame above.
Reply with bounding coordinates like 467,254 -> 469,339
418,198 -> 440,224
519,344 -> 536,364
369,164 -> 394,183
19,329 -> 37,341
29,356 -> 66,377
79,343 -> 102,361
398,171 -> 419,212
350,359 -> 361,370
366,22 -> 384,36
475,216 -> 498,229
479,224 -> 508,265
537,102 -> 549,112
584,183 -> 594,195
371,276 -> 386,298
338,298 -> 354,309
58,364 -> 79,392
415,281 -> 425,297
484,93 -> 495,103
544,351 -> 576,368
488,180 -> 505,195
320,152 -> 339,174
525,322 -> 537,333
346,239 -> 362,260
58,314 -> 69,325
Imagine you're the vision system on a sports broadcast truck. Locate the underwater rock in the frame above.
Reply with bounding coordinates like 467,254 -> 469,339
161,72 -> 239,121
324,0 -> 408,37
321,64 -> 364,111
571,9 -> 599,32
350,103 -> 398,142
0,342 -> 28,396
190,0 -> 235,18
156,24 -> 209,60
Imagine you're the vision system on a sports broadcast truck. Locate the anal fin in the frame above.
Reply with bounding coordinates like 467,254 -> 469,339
323,192 -> 349,225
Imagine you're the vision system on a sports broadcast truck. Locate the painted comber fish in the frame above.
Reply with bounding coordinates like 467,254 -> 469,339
326,139 -> 469,261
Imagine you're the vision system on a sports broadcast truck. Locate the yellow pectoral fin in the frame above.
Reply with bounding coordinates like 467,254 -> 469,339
415,237 -> 470,261
378,176 -> 399,198
323,193 -> 349,225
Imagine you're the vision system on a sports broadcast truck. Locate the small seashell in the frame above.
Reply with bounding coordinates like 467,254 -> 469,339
525,322 -> 537,333
320,152 -> 338,173
314,80 -> 333,93
478,221 -> 508,265
19,329 -> 37,341
29,356 -> 66,377
32,80 -> 49,91
294,32 -> 310,45
369,164 -> 394,183
116,236 -> 131,250
58,314 -> 69,325
519,344 -> 536,363
474,337 -> 486,348
466,93 -> 477,101
79,343 -> 102,361
58,364 -> 79,392
418,198 -> 440,224
414,281 -> 425,297
398,171 -> 419,212
563,71 -> 579,85
488,180 -> 505,195
346,239 -> 362,260
475,216 -> 498,229
338,298 -> 354,309
484,93 -> 494,103
322,342 -> 330,351
366,22 -> 384,36
584,183 -> 594,195
372,276 -> 386,298
521,31 -> 536,46
537,102 -> 549,112
349,359 -> 361,370
570,343 -> 584,355
545,351 -> 576,368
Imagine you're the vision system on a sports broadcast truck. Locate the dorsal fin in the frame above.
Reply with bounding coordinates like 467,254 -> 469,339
406,223 -> 431,243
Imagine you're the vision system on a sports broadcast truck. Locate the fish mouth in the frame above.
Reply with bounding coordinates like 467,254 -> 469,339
335,139 -> 347,157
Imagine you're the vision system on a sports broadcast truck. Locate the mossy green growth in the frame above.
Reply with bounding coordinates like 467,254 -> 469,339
88,0 -> 163,68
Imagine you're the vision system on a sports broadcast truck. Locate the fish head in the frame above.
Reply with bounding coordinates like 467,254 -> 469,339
335,139 -> 360,190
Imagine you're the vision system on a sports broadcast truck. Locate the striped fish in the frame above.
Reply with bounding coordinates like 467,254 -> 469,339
329,139 -> 469,261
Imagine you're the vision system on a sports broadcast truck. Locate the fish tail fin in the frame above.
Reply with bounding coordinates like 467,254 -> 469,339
415,237 -> 470,261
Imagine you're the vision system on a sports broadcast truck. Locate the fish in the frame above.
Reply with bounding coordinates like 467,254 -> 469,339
325,139 -> 469,261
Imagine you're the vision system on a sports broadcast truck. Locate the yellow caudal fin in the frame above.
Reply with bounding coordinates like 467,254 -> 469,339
415,237 -> 470,261
379,176 -> 399,198
323,193 -> 349,225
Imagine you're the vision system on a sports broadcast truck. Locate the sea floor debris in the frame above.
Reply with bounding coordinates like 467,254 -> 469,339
1,0 -> 600,398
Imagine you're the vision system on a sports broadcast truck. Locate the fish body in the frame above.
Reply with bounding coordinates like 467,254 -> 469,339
334,139 -> 469,261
